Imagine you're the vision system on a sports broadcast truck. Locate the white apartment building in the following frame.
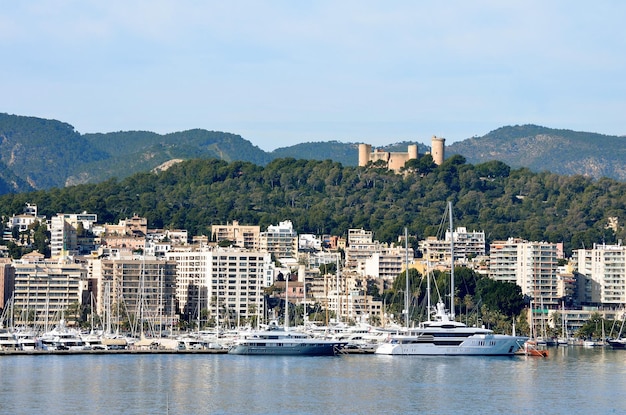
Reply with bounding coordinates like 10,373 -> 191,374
363,247 -> 413,280
50,212 -> 98,258
489,238 -> 526,284
298,251 -> 338,269
6,203 -> 47,239
299,234 -> 322,251
166,248 -> 273,327
259,220 -> 298,259
490,239 -> 560,309
345,229 -> 382,270
12,252 -> 88,326
419,227 -> 486,265
574,243 -> 626,306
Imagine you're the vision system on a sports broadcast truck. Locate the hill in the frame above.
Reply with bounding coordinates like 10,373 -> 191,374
0,113 -> 271,192
448,125 -> 626,181
1,114 -> 625,196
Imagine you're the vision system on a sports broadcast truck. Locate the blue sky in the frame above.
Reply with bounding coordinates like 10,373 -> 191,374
2,1 -> 625,151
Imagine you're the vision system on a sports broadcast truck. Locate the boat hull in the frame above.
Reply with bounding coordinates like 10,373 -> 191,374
607,339 -> 626,349
375,334 -> 527,356
228,341 -> 343,356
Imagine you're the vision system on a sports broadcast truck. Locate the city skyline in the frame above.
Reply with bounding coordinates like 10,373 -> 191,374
2,1 -> 625,151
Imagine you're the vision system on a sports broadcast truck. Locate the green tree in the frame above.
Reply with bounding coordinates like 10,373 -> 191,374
476,278 -> 525,318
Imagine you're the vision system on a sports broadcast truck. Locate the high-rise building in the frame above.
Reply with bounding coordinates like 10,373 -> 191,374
12,252 -> 88,326
50,212 -> 98,257
166,247 -> 272,328
0,258 -> 15,312
489,239 -> 560,308
92,256 -> 178,329
259,221 -> 298,260
574,243 -> 626,306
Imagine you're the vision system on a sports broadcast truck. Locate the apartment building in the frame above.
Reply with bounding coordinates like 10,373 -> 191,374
345,229 -> 381,270
50,212 -> 98,257
0,258 -> 15,311
419,227 -> 486,265
490,238 -> 560,309
324,273 -> 383,324
489,238 -> 526,284
166,247 -> 272,327
363,247 -> 413,280
574,243 -> 626,306
211,221 -> 260,249
259,220 -> 298,259
12,252 -> 88,326
93,256 -> 178,327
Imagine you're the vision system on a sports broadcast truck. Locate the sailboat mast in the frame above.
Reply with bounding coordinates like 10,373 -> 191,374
448,201 -> 455,320
336,254 -> 341,323
404,227 -> 409,330
303,266 -> 307,324
427,260 -> 431,318
285,272 -> 289,330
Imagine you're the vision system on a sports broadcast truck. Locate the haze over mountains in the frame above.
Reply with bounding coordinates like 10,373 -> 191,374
0,113 -> 624,195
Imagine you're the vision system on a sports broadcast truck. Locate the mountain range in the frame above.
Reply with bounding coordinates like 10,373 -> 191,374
0,112 -> 624,195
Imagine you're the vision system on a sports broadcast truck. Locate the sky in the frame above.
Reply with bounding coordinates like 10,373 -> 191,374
2,1 -> 625,151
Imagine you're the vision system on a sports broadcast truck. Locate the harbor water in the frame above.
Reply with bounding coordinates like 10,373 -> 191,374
1,346 -> 626,414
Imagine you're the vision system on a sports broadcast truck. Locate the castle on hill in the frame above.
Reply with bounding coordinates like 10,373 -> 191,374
358,136 -> 445,173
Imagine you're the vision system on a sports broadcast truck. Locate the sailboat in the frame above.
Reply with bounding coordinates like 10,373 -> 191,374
608,316 -> 626,349
376,202 -> 528,356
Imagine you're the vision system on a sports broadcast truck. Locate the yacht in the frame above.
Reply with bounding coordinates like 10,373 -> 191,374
13,327 -> 38,351
0,329 -> 19,351
39,319 -> 87,351
228,322 -> 347,356
375,301 -> 527,355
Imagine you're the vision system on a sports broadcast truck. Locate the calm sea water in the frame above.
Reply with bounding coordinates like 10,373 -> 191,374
1,347 -> 625,414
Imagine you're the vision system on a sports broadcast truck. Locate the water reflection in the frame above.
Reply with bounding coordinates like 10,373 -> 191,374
1,348 -> 626,414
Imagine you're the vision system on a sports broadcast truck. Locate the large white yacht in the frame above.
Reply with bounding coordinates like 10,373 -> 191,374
228,322 -> 347,356
39,319 -> 87,351
375,301 -> 527,355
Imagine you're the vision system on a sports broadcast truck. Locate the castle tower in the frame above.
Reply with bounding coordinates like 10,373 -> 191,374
408,144 -> 418,160
358,144 -> 372,167
431,136 -> 445,165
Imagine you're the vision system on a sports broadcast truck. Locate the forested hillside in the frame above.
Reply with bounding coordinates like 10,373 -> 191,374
2,114 -> 625,196
1,156 -> 624,255
449,125 -> 626,181
0,113 -> 271,192
0,113 -> 107,191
